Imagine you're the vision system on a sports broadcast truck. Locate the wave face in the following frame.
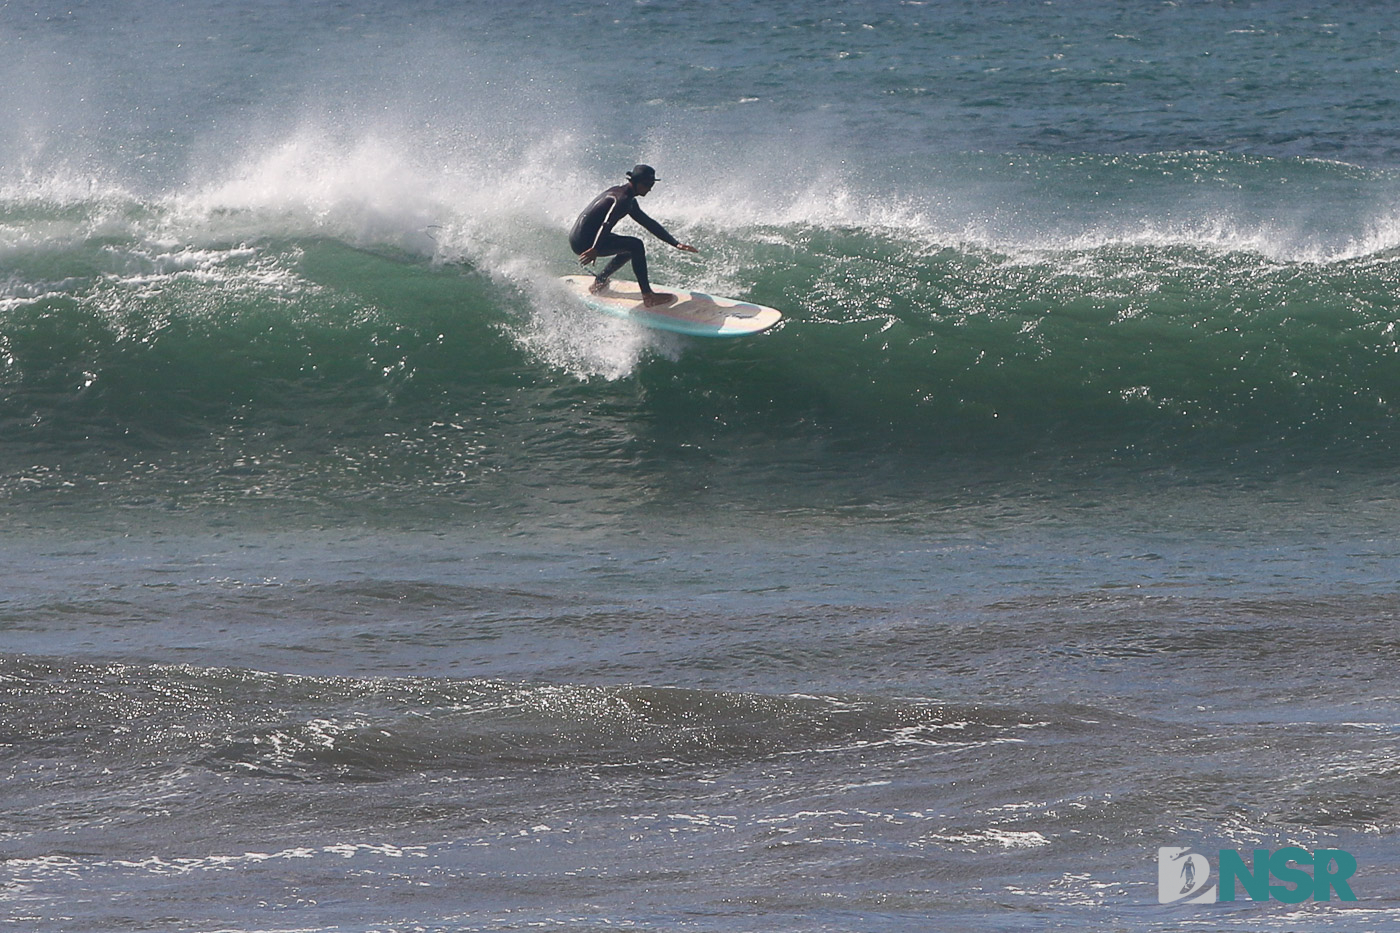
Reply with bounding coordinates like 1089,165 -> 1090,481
3,153 -> 1400,519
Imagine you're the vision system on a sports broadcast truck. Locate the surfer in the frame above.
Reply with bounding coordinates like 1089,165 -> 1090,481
570,164 -> 698,307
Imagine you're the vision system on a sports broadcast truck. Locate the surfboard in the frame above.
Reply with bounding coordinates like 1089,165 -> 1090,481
559,274 -> 782,338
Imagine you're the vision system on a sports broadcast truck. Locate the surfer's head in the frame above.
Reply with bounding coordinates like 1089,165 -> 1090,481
627,163 -> 657,194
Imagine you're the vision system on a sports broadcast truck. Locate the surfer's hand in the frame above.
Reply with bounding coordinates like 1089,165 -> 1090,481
676,243 -> 699,253
578,248 -> 598,265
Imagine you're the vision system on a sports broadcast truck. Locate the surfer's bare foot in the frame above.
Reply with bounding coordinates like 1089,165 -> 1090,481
642,292 -> 676,307
589,277 -> 609,295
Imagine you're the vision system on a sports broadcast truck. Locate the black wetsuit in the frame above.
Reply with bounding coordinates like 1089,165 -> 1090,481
569,183 -> 679,292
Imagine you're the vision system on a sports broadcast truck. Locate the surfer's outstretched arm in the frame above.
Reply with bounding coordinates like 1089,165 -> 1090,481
629,201 -> 700,255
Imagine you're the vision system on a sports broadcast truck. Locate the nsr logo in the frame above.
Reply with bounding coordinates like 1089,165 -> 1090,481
1158,846 -> 1358,904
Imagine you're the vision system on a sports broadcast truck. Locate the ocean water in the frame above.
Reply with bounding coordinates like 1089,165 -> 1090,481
4,1 -> 1400,930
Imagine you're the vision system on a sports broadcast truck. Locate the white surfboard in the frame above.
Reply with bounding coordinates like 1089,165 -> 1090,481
560,274 -> 782,338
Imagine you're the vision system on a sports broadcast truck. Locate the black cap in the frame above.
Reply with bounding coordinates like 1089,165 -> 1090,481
627,164 -> 658,183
